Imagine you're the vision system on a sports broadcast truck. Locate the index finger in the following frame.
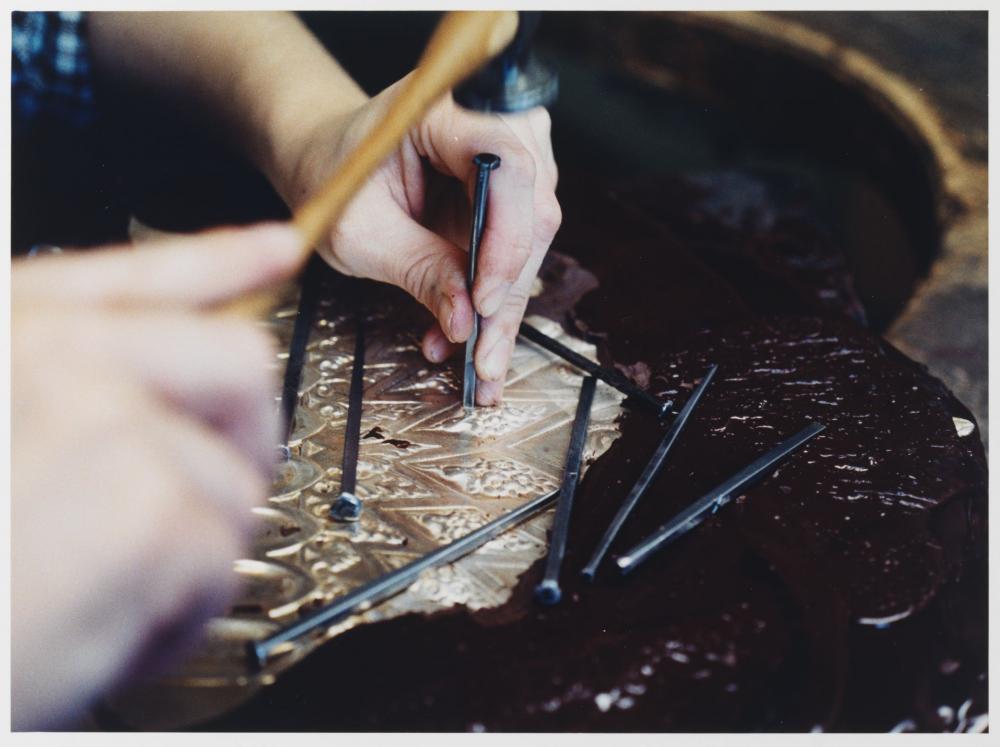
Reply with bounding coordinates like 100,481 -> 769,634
12,222 -> 303,311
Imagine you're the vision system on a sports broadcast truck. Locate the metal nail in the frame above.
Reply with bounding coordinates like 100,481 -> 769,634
330,313 -> 366,522
463,153 -> 501,411
581,365 -> 717,580
616,422 -> 825,574
518,322 -> 672,418
535,375 -> 598,605
279,256 -> 324,451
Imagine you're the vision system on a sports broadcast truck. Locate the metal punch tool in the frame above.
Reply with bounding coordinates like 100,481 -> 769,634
330,312 -> 367,522
581,365 -> 717,580
535,375 -> 598,604
616,421 -> 825,574
463,153 -> 501,410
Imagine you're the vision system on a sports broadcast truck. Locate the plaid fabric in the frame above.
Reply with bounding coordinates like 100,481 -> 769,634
12,11 -> 96,129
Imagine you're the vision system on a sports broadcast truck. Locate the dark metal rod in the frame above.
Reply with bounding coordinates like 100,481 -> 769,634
463,153 -> 501,410
617,422 -> 825,575
535,375 -> 598,605
279,255 -> 324,449
249,487 -> 560,668
329,313 -> 366,522
518,322 -> 671,418
581,365 -> 718,580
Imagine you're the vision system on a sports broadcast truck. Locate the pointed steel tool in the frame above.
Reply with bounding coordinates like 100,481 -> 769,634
535,375 -> 598,605
616,421 -> 825,575
249,485 -> 560,668
463,153 -> 501,410
330,313 -> 367,522
581,365 -> 718,580
278,255 -> 324,455
518,322 -> 671,418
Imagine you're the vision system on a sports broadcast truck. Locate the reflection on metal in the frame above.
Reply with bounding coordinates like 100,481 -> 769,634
112,266 -> 624,724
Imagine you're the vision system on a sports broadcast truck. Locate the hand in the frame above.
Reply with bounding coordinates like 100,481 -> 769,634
88,12 -> 561,405
278,78 -> 562,405
11,223 -> 300,730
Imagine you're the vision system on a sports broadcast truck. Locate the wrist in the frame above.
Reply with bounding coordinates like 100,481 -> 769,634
249,68 -> 369,211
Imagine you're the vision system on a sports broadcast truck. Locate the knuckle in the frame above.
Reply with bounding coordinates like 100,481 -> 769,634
400,250 -> 440,309
536,196 -> 563,241
532,107 -> 553,133
505,285 -> 532,311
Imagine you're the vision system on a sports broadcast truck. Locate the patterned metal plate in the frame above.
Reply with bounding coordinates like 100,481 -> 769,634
108,226 -> 625,727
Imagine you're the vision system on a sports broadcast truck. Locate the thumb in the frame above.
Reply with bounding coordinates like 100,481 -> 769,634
329,209 -> 475,344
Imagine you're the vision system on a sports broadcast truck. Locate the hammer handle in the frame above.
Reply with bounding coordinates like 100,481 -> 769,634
220,11 -> 519,319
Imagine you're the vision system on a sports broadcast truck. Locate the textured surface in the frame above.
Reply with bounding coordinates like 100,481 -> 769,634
107,259 -> 624,728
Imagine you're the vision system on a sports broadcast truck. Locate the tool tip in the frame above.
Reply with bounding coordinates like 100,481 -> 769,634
245,641 -> 267,670
615,555 -> 634,573
330,492 -> 362,522
580,566 -> 597,583
534,579 -> 562,605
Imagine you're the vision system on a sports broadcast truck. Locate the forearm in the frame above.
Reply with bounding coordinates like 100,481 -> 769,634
87,11 -> 368,197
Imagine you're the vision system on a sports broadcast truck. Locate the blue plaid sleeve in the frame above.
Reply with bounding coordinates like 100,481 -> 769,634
12,11 -> 97,129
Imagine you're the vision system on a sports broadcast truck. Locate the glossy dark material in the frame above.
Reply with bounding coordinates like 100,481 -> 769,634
201,170 -> 986,733
617,421 -> 825,574
582,364 -> 717,579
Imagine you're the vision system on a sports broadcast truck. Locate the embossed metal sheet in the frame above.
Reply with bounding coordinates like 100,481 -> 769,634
132,267 -> 625,706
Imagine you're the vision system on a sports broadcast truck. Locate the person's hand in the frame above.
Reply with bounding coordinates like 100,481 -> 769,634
276,78 -> 561,405
11,223 -> 301,730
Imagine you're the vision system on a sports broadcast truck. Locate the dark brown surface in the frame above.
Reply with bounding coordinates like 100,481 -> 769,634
10,10 -> 980,732
773,10 -> 988,453
195,172 -> 986,732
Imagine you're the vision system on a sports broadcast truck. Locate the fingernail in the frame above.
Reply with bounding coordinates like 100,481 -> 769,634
440,296 -> 458,342
425,336 -> 447,363
446,293 -> 474,343
478,280 -> 512,318
477,379 -> 503,407
481,337 -> 513,382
